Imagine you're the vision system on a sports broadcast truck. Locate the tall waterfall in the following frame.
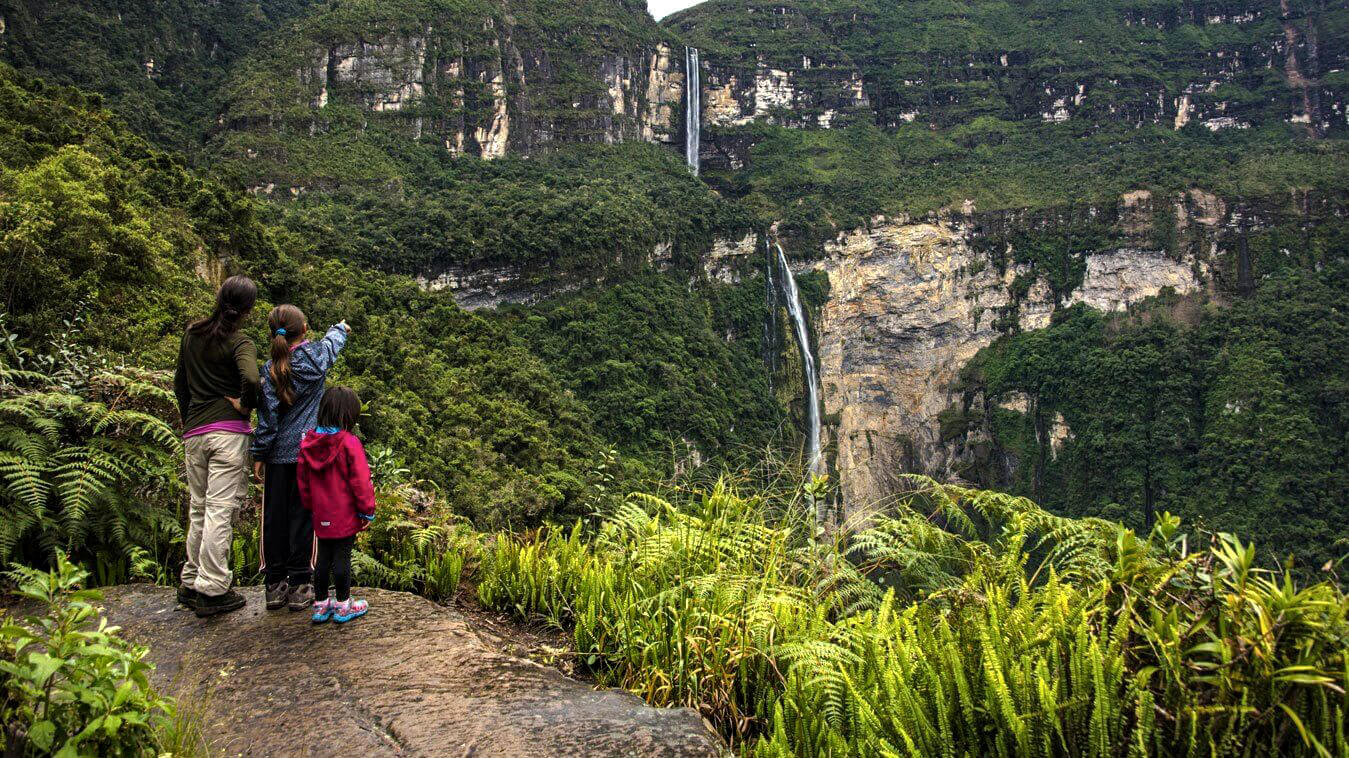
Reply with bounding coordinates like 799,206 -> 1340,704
774,242 -> 821,474
685,47 -> 700,175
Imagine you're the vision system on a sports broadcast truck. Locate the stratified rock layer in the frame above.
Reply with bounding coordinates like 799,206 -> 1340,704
94,585 -> 721,757
811,203 -> 1206,514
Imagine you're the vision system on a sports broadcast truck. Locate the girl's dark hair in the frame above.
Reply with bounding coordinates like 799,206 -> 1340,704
188,275 -> 256,342
267,304 -> 306,407
318,386 -> 361,431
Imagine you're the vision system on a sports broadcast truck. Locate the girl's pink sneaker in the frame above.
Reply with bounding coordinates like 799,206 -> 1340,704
311,597 -> 334,624
332,598 -> 368,623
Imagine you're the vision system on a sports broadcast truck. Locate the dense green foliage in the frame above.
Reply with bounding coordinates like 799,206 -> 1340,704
257,141 -> 753,273
502,270 -> 781,461
477,476 -> 1349,755
712,120 -> 1348,243
0,341 -> 183,582
949,265 -> 1349,573
0,65 -> 787,527
0,0 -> 314,153
0,65 -> 614,527
1,555 -> 188,757
0,65 -> 272,361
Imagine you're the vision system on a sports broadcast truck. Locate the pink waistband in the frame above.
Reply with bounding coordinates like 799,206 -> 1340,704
183,419 -> 253,439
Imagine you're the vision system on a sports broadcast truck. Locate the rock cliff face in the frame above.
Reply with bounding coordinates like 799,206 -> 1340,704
669,0 -> 1346,160
219,3 -> 693,165
805,190 -> 1340,512
418,233 -> 759,308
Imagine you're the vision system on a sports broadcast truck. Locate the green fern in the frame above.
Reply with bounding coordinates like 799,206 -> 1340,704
0,354 -> 180,572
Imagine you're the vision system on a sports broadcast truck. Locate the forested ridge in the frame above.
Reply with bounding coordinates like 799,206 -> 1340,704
946,269 -> 1348,571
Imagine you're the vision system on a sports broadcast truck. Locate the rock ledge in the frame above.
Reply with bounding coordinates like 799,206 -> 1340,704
89,585 -> 721,757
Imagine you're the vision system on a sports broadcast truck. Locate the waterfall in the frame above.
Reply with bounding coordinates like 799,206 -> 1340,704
685,46 -> 700,175
774,242 -> 821,474
764,240 -> 776,383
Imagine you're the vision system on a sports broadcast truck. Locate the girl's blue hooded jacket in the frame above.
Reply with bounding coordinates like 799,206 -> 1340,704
251,325 -> 348,464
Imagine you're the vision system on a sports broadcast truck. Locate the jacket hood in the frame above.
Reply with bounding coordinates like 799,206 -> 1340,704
298,431 -> 344,470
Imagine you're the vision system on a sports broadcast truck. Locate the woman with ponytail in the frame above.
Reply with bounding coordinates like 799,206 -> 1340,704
173,275 -> 260,617
251,304 -> 350,612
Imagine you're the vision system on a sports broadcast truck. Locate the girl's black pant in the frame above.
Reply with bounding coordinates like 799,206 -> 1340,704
261,462 -> 314,586
314,535 -> 356,602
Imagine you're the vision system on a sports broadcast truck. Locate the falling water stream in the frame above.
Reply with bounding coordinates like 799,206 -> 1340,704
685,47 -> 700,175
774,241 -> 821,474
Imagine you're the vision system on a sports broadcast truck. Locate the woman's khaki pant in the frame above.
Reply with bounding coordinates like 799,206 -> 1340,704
181,431 -> 250,596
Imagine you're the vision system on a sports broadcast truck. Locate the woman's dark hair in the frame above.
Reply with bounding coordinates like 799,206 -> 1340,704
318,386 -> 361,431
267,304 -> 307,407
188,275 -> 256,342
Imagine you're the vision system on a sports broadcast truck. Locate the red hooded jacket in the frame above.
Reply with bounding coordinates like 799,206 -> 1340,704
297,429 -> 376,539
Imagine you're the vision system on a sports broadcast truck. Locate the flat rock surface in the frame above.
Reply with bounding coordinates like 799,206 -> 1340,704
61,585 -> 722,757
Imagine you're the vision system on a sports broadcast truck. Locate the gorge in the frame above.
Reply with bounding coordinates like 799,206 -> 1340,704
1,0 -> 1345,566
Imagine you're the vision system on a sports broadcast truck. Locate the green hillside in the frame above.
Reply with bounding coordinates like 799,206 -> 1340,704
0,64 -> 780,528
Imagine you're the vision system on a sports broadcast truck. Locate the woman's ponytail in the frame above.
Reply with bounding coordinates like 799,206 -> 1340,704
188,275 -> 257,342
266,304 -> 306,408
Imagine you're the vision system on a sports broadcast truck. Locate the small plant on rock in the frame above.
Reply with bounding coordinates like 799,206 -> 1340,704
0,553 -> 178,756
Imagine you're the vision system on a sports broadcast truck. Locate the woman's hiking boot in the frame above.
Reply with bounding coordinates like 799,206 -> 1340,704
287,582 -> 315,611
265,581 -> 289,610
194,588 -> 246,618
176,585 -> 200,609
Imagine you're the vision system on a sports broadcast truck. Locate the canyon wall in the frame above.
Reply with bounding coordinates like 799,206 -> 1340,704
805,190 -> 1343,512
271,35 -> 689,160
670,0 -> 1346,166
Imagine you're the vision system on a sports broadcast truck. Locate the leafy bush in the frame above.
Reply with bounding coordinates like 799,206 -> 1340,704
350,480 -> 480,601
0,554 -> 177,757
476,476 -> 1349,755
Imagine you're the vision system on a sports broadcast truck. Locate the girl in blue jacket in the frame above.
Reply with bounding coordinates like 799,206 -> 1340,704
251,304 -> 349,611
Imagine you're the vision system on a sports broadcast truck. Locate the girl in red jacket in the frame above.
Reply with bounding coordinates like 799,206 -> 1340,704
297,387 -> 376,623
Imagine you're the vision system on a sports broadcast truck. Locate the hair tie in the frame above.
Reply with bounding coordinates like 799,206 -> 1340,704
275,327 -> 287,337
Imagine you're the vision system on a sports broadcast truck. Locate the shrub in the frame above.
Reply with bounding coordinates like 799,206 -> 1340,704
0,554 -> 177,756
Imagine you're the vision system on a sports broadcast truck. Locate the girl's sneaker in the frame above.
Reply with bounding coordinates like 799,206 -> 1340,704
332,598 -> 368,623
311,598 -> 335,624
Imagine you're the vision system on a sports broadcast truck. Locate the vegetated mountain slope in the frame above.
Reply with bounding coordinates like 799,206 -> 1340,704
666,0 -> 1347,242
949,268 -> 1349,571
720,118 -> 1347,245
0,0 -> 318,153
206,0 -> 762,278
668,0 -> 1345,133
0,64 -> 612,526
0,0 -> 754,279
0,64 -> 787,515
208,0 -> 683,181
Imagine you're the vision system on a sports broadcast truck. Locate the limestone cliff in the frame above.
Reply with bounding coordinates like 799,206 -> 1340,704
669,0 -> 1346,149
804,190 -> 1342,512
418,233 -> 758,309
216,2 -> 693,175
